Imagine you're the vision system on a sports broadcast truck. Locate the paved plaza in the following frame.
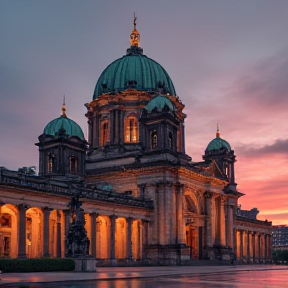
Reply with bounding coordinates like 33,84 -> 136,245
0,265 -> 287,286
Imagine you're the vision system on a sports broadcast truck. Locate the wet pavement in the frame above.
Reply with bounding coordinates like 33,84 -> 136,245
0,265 -> 287,287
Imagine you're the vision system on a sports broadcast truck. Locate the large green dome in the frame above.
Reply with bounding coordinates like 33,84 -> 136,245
43,115 -> 85,140
93,47 -> 176,99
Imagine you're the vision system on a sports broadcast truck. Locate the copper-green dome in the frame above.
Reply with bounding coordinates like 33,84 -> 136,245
93,46 -> 176,99
43,115 -> 85,140
145,95 -> 174,113
205,136 -> 231,153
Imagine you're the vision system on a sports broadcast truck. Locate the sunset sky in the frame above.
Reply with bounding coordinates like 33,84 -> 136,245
1,1 -> 287,225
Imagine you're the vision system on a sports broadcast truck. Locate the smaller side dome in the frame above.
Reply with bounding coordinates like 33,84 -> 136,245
145,95 -> 174,114
205,126 -> 231,153
205,137 -> 231,153
44,115 -> 85,140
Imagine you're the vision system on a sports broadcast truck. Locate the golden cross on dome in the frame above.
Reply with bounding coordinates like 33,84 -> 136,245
130,13 -> 140,47
216,120 -> 220,138
62,95 -> 67,117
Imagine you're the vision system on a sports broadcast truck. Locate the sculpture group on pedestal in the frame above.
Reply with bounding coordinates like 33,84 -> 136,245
65,193 -> 90,257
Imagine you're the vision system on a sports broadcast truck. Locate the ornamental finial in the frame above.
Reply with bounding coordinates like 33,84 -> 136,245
62,95 -> 67,117
130,13 -> 140,47
216,120 -> 220,138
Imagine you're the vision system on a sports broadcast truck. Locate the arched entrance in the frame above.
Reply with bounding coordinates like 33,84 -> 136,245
132,219 -> 142,259
115,217 -> 126,259
96,216 -> 109,259
183,192 -> 204,260
0,204 -> 18,258
185,223 -> 198,259
26,207 -> 43,258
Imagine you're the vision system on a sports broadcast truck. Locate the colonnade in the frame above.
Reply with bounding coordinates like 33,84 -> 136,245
204,193 -> 235,248
235,229 -> 272,263
0,203 -> 145,260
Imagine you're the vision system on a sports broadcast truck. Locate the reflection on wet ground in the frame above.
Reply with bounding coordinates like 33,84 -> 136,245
4,270 -> 288,288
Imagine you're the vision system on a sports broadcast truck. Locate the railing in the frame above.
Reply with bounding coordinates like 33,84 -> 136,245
0,169 -> 153,209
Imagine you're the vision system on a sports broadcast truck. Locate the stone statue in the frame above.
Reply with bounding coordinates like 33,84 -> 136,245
66,193 -> 90,257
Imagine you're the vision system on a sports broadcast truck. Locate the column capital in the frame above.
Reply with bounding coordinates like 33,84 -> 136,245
42,206 -> 53,213
109,214 -> 118,221
174,182 -> 184,194
18,204 -> 29,211
89,212 -> 99,219
63,209 -> 71,216
204,191 -> 213,198
126,216 -> 134,223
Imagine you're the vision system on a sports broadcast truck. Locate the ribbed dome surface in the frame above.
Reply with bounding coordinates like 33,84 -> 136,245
205,137 -> 231,153
43,115 -> 85,140
93,51 -> 176,99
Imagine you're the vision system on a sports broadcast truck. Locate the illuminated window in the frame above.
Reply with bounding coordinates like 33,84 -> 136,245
151,131 -> 157,148
125,116 -> 139,143
69,156 -> 78,174
168,132 -> 173,149
100,121 -> 109,146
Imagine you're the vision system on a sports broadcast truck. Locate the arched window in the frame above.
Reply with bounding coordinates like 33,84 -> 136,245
124,116 -> 139,143
69,156 -> 78,174
47,153 -> 55,174
151,131 -> 157,149
100,121 -> 109,146
168,132 -> 173,149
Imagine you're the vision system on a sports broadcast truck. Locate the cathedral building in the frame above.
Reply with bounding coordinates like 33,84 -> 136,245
0,19 -> 272,265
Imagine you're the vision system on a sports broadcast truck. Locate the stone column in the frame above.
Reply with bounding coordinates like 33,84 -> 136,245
258,234 -> 261,260
143,220 -> 149,245
239,230 -> 243,262
56,211 -> 61,258
226,204 -> 234,248
63,209 -> 71,252
269,234 -> 273,259
235,230 -> 238,258
90,212 -> 98,258
115,110 -> 119,144
126,217 -> 133,259
120,110 -> 124,144
175,183 -> 184,243
252,232 -> 256,263
42,207 -> 52,258
204,192 -> 213,247
220,197 -> 226,246
264,234 -> 268,261
165,182 -> 173,244
157,185 -> 165,244
109,110 -> 114,144
95,114 -> 99,147
18,204 -> 28,258
110,215 -> 117,260
260,234 -> 264,259
246,231 -> 250,263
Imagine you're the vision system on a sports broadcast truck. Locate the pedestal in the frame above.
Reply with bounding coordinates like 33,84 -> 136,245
74,258 -> 96,272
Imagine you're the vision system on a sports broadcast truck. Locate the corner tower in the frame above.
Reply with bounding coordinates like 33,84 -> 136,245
203,125 -> 237,191
36,101 -> 87,177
